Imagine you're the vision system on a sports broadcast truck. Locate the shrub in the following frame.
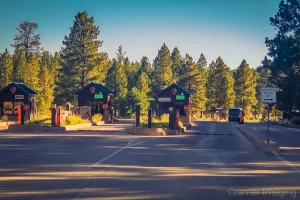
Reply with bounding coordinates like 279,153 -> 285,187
140,115 -> 148,124
92,114 -> 102,122
160,114 -> 169,123
1,115 -> 8,122
65,115 -> 90,125
178,121 -> 183,128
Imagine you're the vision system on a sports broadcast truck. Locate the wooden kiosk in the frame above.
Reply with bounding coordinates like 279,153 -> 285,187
77,82 -> 114,122
0,82 -> 37,121
156,83 -> 191,123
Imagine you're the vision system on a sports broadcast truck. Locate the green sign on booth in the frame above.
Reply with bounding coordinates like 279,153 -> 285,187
94,92 -> 103,99
176,93 -> 185,100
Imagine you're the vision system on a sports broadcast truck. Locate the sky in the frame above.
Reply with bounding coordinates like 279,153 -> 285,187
0,0 -> 281,68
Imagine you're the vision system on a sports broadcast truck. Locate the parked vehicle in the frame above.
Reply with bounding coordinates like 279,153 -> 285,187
228,108 -> 244,123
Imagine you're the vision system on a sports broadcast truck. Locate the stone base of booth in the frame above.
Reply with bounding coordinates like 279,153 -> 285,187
166,129 -> 181,135
0,122 -> 17,126
8,124 -> 43,133
126,127 -> 166,136
7,123 -> 94,133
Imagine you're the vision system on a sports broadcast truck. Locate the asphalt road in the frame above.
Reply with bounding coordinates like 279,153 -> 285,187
0,121 -> 299,200
244,123 -> 300,149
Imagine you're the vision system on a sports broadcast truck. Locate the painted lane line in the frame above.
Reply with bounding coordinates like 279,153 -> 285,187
88,137 -> 157,169
271,151 -> 300,173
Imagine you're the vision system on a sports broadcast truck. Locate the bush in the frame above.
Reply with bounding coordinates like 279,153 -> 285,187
290,117 -> 300,125
92,114 -> 102,122
65,115 -> 90,125
1,115 -> 8,122
160,114 -> 169,123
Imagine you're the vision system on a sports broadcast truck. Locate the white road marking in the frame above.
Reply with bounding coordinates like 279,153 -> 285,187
271,151 -> 300,173
89,137 -> 157,169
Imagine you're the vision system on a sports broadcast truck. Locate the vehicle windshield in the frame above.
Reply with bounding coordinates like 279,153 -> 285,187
229,109 -> 241,113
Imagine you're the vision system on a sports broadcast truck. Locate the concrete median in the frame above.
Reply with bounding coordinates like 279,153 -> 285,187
235,124 -> 281,152
126,127 -> 166,136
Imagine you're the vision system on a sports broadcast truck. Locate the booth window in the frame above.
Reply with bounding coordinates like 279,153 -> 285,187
3,102 -> 13,115
14,102 -> 23,114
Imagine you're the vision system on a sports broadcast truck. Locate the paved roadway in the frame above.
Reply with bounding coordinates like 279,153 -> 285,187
0,121 -> 299,200
242,123 -> 300,165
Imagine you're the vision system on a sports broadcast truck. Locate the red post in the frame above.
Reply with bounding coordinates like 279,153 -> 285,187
56,107 -> 61,126
18,105 -> 21,125
175,110 -> 179,129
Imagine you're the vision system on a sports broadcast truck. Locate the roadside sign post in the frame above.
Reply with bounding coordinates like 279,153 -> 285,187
260,87 -> 277,144
267,103 -> 270,144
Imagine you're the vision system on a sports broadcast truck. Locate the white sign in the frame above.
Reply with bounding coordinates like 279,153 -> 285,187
15,95 -> 24,100
158,97 -> 171,102
260,87 -> 276,103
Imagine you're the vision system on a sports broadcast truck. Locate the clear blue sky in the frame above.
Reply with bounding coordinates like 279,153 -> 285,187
0,0 -> 281,68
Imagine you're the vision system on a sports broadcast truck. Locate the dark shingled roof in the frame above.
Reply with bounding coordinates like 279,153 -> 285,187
77,82 -> 114,95
0,82 -> 37,96
156,83 -> 190,97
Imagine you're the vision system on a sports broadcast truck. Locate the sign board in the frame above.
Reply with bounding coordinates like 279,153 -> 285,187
176,93 -> 185,100
23,104 -> 29,111
260,87 -> 276,103
102,104 -> 109,110
158,97 -> 171,102
94,92 -> 103,99
184,105 -> 190,111
15,95 -> 24,100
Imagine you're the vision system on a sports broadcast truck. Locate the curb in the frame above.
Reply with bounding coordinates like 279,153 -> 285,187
235,125 -> 281,152
92,121 -> 105,126
64,123 -> 93,131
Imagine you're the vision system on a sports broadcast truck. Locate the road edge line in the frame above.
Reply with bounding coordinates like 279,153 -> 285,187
271,151 -> 300,173
233,124 -> 261,151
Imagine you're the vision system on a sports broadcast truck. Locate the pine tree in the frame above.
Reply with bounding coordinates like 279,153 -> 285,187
137,72 -> 150,94
256,56 -> 271,117
177,54 -> 194,90
36,51 -> 55,113
189,64 -> 207,116
214,57 -> 235,109
88,52 -> 109,84
24,54 -> 40,91
0,49 -> 13,88
206,61 -> 217,110
116,45 -> 126,65
105,60 -> 128,98
125,58 -> 140,90
12,48 -> 27,82
265,0 -> 300,111
129,87 -> 150,115
139,56 -> 151,76
197,53 -> 207,70
57,11 -> 104,103
190,53 -> 208,116
171,47 -> 183,82
234,59 -> 258,116
153,43 -> 173,94
11,21 -> 43,54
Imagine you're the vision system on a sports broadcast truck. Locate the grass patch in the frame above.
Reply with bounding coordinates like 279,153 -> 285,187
29,114 -> 51,125
63,115 -> 90,125
139,114 -> 184,128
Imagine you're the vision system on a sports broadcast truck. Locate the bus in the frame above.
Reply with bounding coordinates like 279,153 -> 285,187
228,108 -> 244,123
